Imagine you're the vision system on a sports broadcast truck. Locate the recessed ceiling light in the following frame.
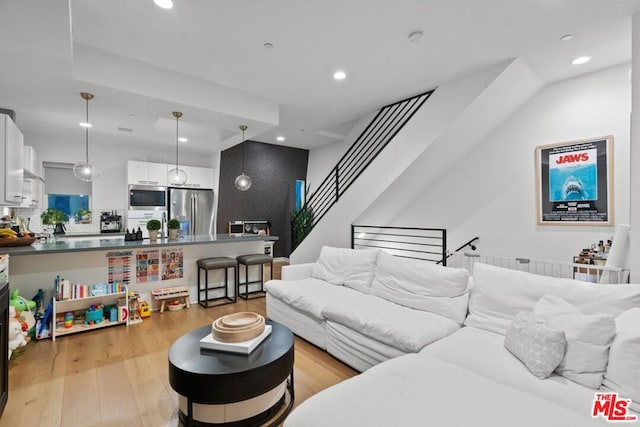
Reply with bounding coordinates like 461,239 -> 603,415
178,137 -> 188,143
79,122 -> 92,128
333,70 -> 346,80
263,42 -> 274,49
560,34 -> 573,42
277,136 -> 285,142
572,56 -> 591,65
154,0 -> 173,9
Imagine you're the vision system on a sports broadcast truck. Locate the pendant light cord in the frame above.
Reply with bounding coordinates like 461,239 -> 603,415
175,113 -> 179,171
85,96 -> 90,164
240,124 -> 247,173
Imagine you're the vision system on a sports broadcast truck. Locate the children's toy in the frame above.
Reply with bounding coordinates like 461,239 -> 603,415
84,305 -> 104,326
10,288 -> 36,312
152,286 -> 190,313
128,291 -> 142,324
10,289 -> 36,337
36,301 -> 53,340
8,307 -> 28,358
139,301 -> 151,318
64,312 -> 74,328
31,288 -> 46,314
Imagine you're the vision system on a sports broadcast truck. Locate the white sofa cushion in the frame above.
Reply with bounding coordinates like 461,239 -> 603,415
321,293 -> 460,353
465,263 -> 640,335
281,262 -> 315,281
370,251 -> 469,324
265,277 -> 364,319
533,295 -> 616,388
504,312 -> 566,379
603,307 -> 640,411
310,246 -> 380,293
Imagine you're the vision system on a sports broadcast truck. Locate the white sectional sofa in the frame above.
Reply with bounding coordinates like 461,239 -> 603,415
266,248 -> 640,427
265,246 -> 470,371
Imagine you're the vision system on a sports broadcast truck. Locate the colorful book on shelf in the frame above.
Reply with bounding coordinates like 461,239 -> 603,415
54,277 -> 125,301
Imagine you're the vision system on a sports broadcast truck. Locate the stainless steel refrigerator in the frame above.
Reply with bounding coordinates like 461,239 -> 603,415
168,188 -> 215,236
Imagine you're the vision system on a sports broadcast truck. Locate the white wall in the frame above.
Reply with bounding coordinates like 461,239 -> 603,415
631,13 -> 640,280
292,59 -> 540,263
306,111 -> 376,194
391,64 -> 631,262
24,133 -> 218,213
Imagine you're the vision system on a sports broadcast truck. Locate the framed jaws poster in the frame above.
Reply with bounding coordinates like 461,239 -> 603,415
536,136 -> 613,225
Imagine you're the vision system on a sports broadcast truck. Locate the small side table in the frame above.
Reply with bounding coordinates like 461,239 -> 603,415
168,321 -> 294,426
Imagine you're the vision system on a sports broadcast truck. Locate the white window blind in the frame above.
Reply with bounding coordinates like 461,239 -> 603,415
43,162 -> 91,195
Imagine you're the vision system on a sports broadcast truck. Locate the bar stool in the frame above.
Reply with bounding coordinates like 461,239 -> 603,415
236,254 -> 273,300
197,257 -> 237,308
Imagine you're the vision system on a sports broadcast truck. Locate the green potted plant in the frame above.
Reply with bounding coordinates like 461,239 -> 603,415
74,208 -> 91,224
40,209 -> 68,234
167,218 -> 181,240
146,219 -> 161,241
291,183 -> 313,249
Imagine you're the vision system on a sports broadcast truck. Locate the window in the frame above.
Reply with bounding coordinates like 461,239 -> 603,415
43,162 -> 91,218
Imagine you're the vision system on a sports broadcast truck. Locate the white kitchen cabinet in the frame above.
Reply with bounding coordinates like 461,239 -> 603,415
22,145 -> 43,180
127,161 -> 167,186
147,162 -> 167,186
1,114 -> 24,205
20,180 -> 42,208
127,160 -> 147,185
30,180 -> 43,208
188,166 -> 215,189
172,165 -> 215,189
21,145 -> 44,208
128,161 -> 213,189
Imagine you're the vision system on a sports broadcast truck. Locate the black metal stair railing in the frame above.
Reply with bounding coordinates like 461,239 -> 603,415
292,89 -> 435,250
351,225 -> 447,265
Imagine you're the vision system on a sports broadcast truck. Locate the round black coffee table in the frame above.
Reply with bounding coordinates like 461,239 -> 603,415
168,320 -> 294,426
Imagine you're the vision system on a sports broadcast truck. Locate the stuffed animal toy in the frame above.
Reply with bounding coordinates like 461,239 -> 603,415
9,289 -> 36,334
8,306 -> 28,359
10,289 -> 36,312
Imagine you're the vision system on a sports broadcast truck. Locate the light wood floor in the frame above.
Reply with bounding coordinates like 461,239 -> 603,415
1,297 -> 357,426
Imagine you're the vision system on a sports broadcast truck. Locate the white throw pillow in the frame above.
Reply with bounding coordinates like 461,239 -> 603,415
369,251 -> 469,324
602,308 -> 640,412
465,263 -> 640,335
533,295 -> 616,389
504,312 -> 566,379
310,246 -> 380,293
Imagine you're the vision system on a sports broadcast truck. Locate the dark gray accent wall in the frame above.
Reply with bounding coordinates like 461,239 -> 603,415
217,140 -> 308,257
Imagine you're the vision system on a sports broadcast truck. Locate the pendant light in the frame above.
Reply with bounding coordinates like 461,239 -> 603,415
73,92 -> 101,181
235,125 -> 252,191
167,111 -> 187,185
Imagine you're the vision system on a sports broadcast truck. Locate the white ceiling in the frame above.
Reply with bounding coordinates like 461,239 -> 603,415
0,0 -> 638,155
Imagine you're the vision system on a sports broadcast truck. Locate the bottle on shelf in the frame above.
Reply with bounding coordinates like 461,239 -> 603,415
136,227 -> 143,241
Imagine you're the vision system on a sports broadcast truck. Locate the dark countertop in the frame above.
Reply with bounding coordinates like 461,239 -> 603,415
1,234 -> 278,256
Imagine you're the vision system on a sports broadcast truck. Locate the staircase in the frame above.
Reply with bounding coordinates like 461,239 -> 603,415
291,90 -> 435,249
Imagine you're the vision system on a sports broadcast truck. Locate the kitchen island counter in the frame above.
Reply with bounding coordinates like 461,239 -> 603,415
2,234 -> 278,256
3,235 -> 278,305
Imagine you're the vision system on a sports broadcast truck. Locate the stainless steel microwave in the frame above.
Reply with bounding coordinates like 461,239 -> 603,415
128,185 -> 167,210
